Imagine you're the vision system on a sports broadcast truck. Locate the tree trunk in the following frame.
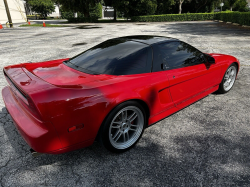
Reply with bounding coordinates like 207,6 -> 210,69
84,12 -> 90,17
113,8 -> 117,21
179,0 -> 183,14
84,4 -> 90,17
230,6 -> 233,11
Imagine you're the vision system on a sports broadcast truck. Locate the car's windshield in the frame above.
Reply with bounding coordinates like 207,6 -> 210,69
68,40 -> 150,75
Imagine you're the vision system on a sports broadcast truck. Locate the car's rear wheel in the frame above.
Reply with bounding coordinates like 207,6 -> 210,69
218,63 -> 237,94
99,101 -> 146,153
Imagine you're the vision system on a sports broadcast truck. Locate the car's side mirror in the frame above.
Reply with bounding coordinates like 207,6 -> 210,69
204,54 -> 215,64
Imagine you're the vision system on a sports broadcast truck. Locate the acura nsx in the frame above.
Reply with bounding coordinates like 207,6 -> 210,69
2,36 -> 240,154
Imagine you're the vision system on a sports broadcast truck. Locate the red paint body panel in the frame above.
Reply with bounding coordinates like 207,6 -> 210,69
167,63 -> 221,109
2,52 -> 240,154
2,87 -> 62,153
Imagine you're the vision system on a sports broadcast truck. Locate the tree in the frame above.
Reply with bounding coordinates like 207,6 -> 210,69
179,0 -> 220,13
90,3 -> 103,18
56,0 -> 101,17
194,0 -> 220,12
28,0 -> 55,18
227,0 -> 239,10
234,0 -> 248,11
156,0 -> 176,14
104,0 -> 157,18
178,0 -> 185,14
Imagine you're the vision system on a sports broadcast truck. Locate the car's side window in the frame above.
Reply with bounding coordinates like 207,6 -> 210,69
153,41 -> 206,72
112,47 -> 150,75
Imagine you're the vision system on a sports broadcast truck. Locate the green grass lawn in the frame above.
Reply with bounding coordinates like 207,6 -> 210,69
19,24 -> 69,27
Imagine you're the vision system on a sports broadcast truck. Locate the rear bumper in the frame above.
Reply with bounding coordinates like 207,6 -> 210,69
2,86 -> 63,154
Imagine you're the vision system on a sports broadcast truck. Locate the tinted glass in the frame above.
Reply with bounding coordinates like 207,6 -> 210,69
153,41 -> 205,72
68,40 -> 150,75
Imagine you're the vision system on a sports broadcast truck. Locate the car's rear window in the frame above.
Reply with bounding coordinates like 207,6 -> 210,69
68,40 -> 150,75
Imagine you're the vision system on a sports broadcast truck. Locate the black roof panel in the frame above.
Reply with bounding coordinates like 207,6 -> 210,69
111,35 -> 179,45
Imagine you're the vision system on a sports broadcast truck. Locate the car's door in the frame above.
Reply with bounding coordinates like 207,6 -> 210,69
152,41 -> 221,109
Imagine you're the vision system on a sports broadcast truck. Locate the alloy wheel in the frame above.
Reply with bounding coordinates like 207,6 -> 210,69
109,106 -> 144,150
223,66 -> 237,91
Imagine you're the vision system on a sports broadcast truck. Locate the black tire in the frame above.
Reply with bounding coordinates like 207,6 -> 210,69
98,101 -> 146,153
218,63 -> 237,94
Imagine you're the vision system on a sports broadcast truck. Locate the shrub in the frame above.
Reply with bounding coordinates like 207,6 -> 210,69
131,13 -> 216,22
215,12 -> 250,26
61,12 -> 98,23
90,3 -> 102,19
132,12 -> 250,26
61,11 -> 75,19
67,17 -> 98,23
28,0 -> 55,18
60,3 -> 101,23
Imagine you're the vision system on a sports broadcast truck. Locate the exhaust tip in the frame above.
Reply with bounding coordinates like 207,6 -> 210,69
30,149 -> 42,157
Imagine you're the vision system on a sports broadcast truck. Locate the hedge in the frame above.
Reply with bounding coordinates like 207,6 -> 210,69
131,13 -> 216,22
215,12 -> 250,26
67,17 -> 98,23
61,11 -> 250,25
61,12 -> 74,19
61,12 -> 98,23
131,12 -> 250,26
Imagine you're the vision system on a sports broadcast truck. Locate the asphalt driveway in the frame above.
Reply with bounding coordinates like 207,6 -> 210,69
0,21 -> 250,186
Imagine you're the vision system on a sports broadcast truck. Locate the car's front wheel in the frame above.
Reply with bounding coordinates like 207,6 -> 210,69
99,101 -> 146,153
218,63 -> 237,94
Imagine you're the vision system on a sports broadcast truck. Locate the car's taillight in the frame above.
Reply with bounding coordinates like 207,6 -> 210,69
4,71 -> 42,121
26,96 -> 42,121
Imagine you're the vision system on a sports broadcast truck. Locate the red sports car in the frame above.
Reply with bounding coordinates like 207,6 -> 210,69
2,36 -> 239,154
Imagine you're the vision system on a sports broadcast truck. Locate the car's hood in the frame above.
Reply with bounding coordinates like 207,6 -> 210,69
24,59 -> 117,88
